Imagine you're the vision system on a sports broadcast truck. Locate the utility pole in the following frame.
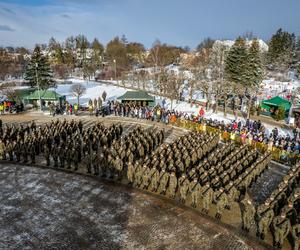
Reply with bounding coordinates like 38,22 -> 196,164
35,63 -> 42,111
113,59 -> 117,84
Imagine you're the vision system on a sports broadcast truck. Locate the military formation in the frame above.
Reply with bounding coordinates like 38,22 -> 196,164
1,118 -> 300,249
125,131 -> 271,221
0,119 -> 123,174
255,163 -> 300,249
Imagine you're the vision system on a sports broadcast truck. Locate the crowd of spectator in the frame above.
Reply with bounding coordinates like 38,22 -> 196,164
101,101 -> 300,155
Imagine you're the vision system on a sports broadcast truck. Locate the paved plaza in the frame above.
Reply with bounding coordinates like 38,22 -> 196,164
0,163 -> 267,250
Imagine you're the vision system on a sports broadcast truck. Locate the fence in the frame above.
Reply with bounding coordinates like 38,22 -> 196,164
170,119 -> 299,166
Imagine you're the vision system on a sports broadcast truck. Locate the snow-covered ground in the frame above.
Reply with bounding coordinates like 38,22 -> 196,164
51,81 -> 128,107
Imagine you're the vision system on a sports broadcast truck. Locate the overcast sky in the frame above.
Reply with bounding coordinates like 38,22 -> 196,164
0,0 -> 299,49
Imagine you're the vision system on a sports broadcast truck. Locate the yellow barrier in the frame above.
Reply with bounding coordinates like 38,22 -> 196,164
170,120 -> 296,165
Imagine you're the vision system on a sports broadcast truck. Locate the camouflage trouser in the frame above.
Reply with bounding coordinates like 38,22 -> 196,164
179,188 -> 188,202
242,214 -> 252,230
30,154 -> 35,164
87,163 -> 92,173
216,201 -> 227,214
59,158 -> 65,168
23,153 -> 28,163
274,229 -> 288,246
127,170 -> 134,183
100,165 -> 107,176
202,197 -> 211,211
9,152 -> 13,161
157,182 -> 167,194
73,161 -> 78,171
258,219 -> 269,235
66,160 -> 71,169
133,175 -> 141,187
2,151 -> 6,160
93,163 -> 99,175
16,153 -> 21,162
45,156 -> 50,166
167,185 -> 176,198
292,238 -> 299,250
149,179 -> 158,192
53,157 -> 58,167
191,191 -> 198,206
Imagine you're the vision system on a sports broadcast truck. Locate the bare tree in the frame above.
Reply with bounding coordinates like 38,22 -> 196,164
165,72 -> 184,110
70,83 -> 86,107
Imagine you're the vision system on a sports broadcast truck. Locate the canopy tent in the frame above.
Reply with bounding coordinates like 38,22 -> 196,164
117,90 -> 155,106
261,96 -> 291,111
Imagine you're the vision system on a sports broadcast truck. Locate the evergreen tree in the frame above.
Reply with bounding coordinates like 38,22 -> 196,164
106,36 -> 129,70
296,64 -> 300,79
296,36 -> 300,61
244,39 -> 265,118
196,37 -> 215,51
126,42 -> 145,66
245,39 -> 264,87
25,46 -> 55,89
91,38 -> 104,68
267,28 -> 296,71
224,37 -> 248,85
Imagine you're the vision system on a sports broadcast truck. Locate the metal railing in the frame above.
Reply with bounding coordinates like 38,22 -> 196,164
170,119 -> 299,166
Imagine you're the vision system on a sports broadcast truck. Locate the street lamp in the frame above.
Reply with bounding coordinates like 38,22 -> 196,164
35,63 -> 42,111
113,59 -> 117,83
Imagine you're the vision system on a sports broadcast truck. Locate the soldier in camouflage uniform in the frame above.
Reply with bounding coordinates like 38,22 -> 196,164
14,141 -> 21,162
44,144 -> 50,166
272,213 -> 291,248
66,148 -> 72,169
167,172 -> 177,198
58,146 -> 65,168
214,187 -> 228,220
127,161 -> 135,184
7,141 -> 14,161
189,178 -> 201,208
240,197 -> 256,232
201,182 -> 214,214
149,167 -> 160,192
21,142 -> 28,163
83,152 -> 92,174
52,144 -> 60,168
133,163 -> 145,187
256,200 -> 274,240
291,223 -> 300,250
92,151 -> 99,176
28,142 -> 36,164
179,174 -> 190,204
157,169 -> 169,195
71,148 -> 79,171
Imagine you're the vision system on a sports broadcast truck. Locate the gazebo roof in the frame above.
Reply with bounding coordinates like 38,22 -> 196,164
117,90 -> 155,101
25,90 -> 62,100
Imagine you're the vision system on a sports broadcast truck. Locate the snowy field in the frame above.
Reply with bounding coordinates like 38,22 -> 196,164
51,81 -> 128,107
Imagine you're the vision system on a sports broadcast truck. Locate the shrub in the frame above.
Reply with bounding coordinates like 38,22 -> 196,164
272,106 -> 285,121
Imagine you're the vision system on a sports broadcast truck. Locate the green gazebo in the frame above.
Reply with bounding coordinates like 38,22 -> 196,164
260,96 -> 291,116
117,90 -> 155,106
24,89 -> 65,108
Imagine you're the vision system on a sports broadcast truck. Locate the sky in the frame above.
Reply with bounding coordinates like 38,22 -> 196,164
0,0 -> 299,49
